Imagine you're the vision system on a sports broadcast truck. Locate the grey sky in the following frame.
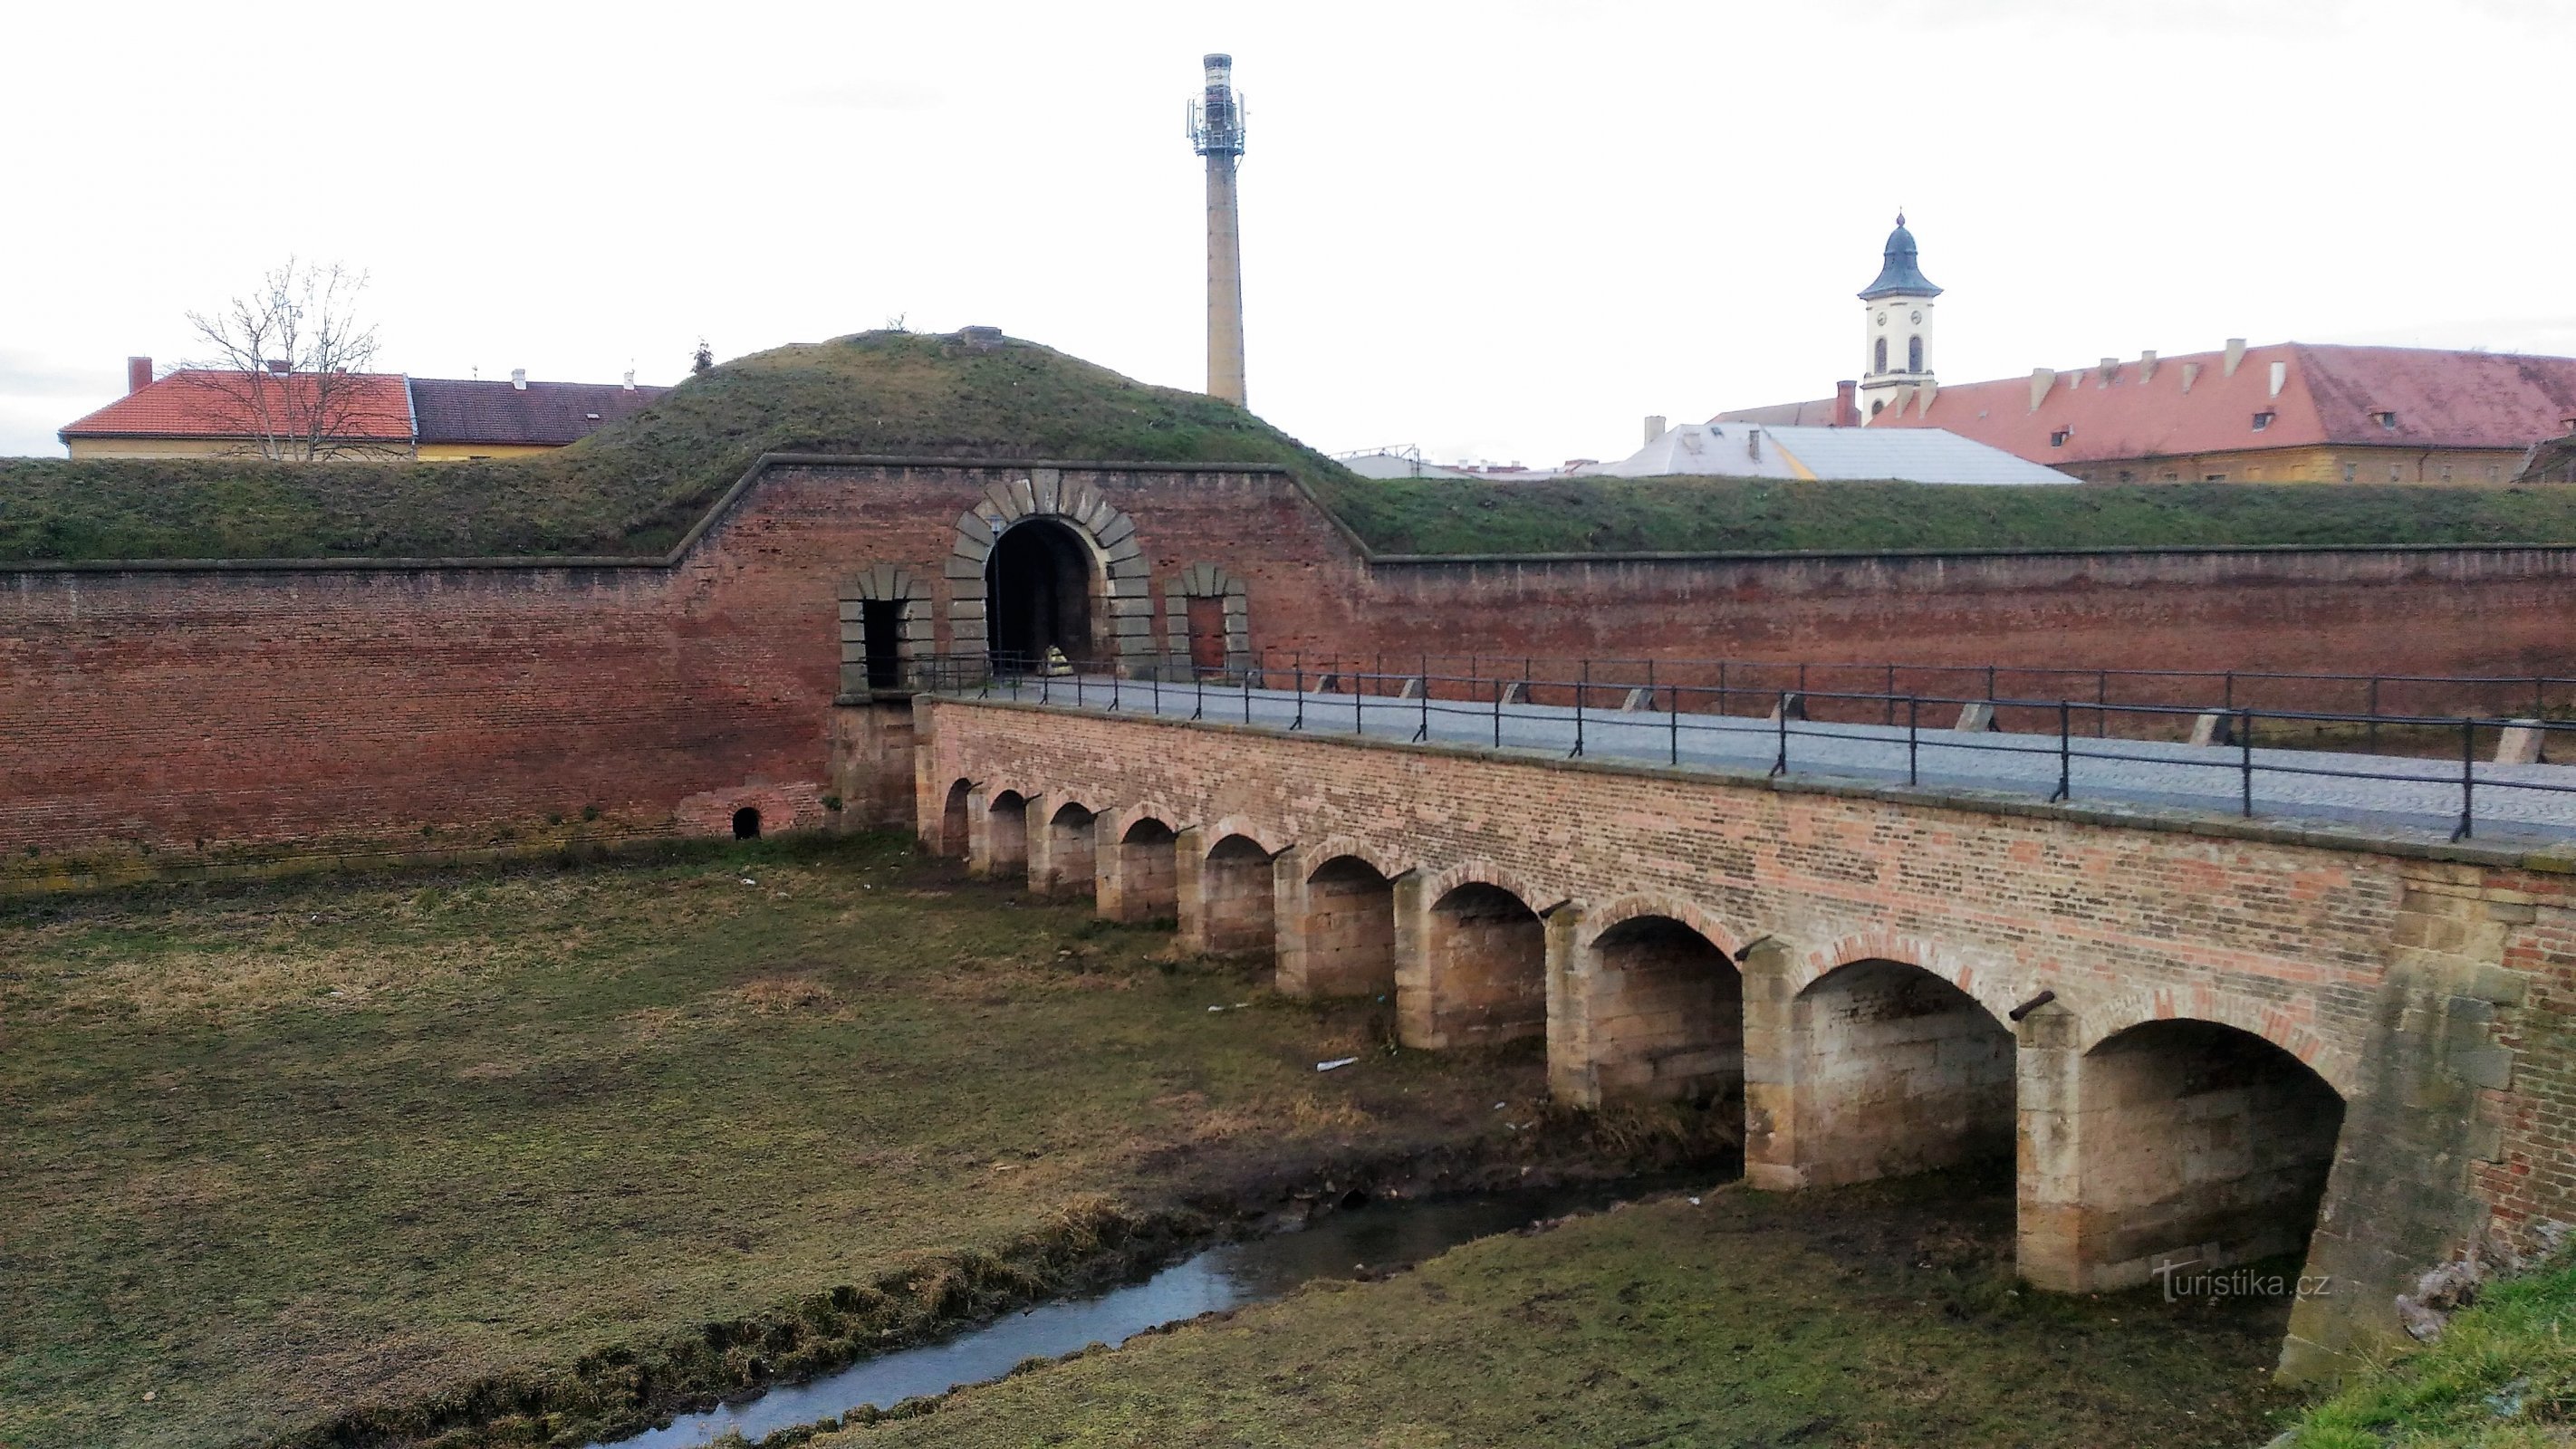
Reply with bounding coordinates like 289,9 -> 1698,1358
3,0 -> 2567,465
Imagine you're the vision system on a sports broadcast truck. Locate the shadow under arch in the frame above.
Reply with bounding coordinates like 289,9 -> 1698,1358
2059,1016 -> 2347,1289
1582,913 -> 1744,1107
1773,956 -> 2017,1188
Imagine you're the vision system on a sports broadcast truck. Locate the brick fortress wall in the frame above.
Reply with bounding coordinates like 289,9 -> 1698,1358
8,456 -> 2576,886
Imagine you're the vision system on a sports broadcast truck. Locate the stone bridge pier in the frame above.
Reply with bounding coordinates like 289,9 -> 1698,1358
918,696 -> 2573,1382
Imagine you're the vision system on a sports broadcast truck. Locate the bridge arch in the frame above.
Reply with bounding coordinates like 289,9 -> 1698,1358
1791,931 -> 2031,1031
1035,798 -> 1099,898
1276,838 -> 1404,1000
1580,893 -> 1745,962
1417,859 -> 1552,917
1200,814 -> 1292,858
1412,867 -> 1549,1050
980,788 -> 1031,876
1571,904 -> 1745,1106
936,778 -> 973,859
1296,834 -> 1410,884
1098,804 -> 1182,923
2075,987 -> 2355,1099
1189,828 -> 1280,958
1756,949 -> 2018,1188
2028,1015 -> 2349,1292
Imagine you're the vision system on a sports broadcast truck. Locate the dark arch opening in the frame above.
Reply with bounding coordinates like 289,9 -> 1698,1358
2076,1020 -> 2345,1281
1108,817 -> 1179,923
1043,802 -> 1097,897
1294,855 -> 1396,997
1199,834 -> 1275,957
732,807 -> 762,840
1425,882 -> 1545,1048
1590,916 -> 1743,1107
986,519 -> 1094,672
1908,334 -> 1924,373
939,781 -> 972,859
1873,335 -> 1888,374
1788,959 -> 2014,1186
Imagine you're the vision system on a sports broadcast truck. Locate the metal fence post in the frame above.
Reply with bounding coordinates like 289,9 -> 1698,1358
2238,708 -> 2254,817
1907,695 -> 1919,786
1572,661 -> 1587,757
1717,660 -> 1729,717
1292,667 -> 1304,730
1668,688 -> 1679,766
1771,692 -> 1790,776
2051,700 -> 2071,801
1242,674 -> 1251,725
2367,677 -> 2381,753
1493,676 -> 1504,749
1193,666 -> 1204,721
1355,671 -> 1365,736
2456,717 -> 2476,840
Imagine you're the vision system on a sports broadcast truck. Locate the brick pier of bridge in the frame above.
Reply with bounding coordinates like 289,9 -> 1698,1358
886,692 -> 2574,1381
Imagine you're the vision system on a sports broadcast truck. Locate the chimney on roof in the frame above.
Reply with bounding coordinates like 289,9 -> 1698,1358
2029,368 -> 2056,412
1747,427 -> 1763,462
2181,361 -> 2200,394
2269,360 -> 2287,398
264,359 -> 289,374
2100,356 -> 2119,382
126,356 -> 152,394
1644,415 -> 1667,444
2224,338 -> 2247,378
2139,350 -> 2158,381
510,369 -> 527,390
1834,379 -> 1859,427
621,369 -> 636,391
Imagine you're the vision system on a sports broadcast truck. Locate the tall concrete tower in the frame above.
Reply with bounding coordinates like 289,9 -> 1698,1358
1187,53 -> 1247,407
1857,213 -> 1941,424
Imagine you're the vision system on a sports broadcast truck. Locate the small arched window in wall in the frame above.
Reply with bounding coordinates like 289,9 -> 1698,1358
1873,336 -> 1888,375
1908,335 -> 1923,373
1162,562 -> 1251,680
839,564 -> 932,693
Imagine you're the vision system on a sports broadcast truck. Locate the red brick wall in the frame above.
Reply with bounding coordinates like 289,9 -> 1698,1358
8,457 -> 2576,877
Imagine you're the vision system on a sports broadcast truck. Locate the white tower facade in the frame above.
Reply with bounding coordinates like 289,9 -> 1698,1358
1857,213 -> 1940,424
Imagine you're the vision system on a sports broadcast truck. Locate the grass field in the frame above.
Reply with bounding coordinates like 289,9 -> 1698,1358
0,835 -> 1608,1449
814,1170 -> 2302,1449
2286,1247 -> 2576,1446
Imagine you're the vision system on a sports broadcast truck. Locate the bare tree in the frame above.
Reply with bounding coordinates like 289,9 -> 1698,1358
186,259 -> 388,460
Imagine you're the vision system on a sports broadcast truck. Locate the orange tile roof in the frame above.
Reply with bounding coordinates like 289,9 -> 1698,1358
60,369 -> 414,443
1859,344 -> 2576,464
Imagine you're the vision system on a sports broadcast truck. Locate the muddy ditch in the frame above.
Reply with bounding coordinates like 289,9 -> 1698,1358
274,1099 -> 1739,1449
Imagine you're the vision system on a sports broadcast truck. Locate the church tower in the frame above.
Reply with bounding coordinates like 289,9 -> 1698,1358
1857,213 -> 1940,423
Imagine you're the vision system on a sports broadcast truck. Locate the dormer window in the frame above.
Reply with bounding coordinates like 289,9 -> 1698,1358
2373,410 -> 2398,430
2252,411 -> 2275,431
2049,428 -> 2071,447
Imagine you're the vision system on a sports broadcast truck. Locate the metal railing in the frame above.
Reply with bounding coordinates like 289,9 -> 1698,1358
911,651 -> 2576,843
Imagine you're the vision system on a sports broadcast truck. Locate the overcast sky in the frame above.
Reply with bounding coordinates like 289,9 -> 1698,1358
4,0 -> 2568,465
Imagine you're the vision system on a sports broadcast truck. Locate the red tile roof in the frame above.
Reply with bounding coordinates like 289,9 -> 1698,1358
407,378 -> 667,446
1858,344 -> 2576,464
60,369 -> 415,443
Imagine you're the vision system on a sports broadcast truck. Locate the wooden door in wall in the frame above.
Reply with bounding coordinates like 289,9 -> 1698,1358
1186,595 -> 1227,673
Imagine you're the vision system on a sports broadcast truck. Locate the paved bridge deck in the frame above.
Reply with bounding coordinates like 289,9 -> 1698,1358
948,674 -> 2576,849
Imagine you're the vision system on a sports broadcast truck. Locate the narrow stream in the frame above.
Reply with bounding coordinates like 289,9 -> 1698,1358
607,1177 -> 1682,1447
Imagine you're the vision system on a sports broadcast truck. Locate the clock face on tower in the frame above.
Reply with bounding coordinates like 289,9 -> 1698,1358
1911,310 -> 1922,324
1876,312 -> 1887,325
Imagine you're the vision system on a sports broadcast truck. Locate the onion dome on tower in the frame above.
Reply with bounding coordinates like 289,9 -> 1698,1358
1859,213 -> 1942,301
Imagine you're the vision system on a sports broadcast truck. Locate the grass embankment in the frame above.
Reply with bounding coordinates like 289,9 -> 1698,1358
816,1170 -> 2300,1449
0,834 -> 1648,1449
13,328 -> 2576,565
2287,1251 -> 2576,1446
1309,474 -> 2576,556
0,331 -> 1350,562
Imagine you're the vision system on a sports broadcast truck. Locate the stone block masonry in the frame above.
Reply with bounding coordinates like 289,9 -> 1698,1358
920,693 -> 2576,1381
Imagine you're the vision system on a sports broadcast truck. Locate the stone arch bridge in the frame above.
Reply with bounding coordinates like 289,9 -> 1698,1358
908,691 -> 2574,1381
